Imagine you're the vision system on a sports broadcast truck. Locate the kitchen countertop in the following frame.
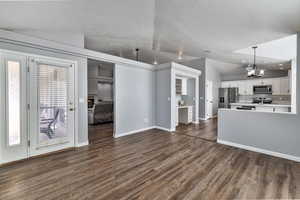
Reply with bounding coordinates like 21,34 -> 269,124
219,108 -> 295,115
177,105 -> 193,108
230,103 -> 291,108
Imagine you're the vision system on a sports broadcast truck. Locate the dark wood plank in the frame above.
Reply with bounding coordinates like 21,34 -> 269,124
175,118 -> 217,141
0,119 -> 300,200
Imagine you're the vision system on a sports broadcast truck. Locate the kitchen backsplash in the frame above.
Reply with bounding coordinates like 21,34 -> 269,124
238,94 -> 291,104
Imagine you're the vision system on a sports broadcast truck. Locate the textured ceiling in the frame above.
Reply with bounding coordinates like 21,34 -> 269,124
0,0 -> 299,72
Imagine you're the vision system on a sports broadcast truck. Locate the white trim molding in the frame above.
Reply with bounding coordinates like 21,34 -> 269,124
114,126 -> 176,138
155,126 -> 175,132
76,141 -> 89,147
217,139 -> 300,162
199,117 -> 209,121
0,29 -> 155,71
114,126 -> 156,138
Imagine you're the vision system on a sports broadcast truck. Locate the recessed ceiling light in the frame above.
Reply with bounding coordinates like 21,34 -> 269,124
153,60 -> 158,65
279,64 -> 283,66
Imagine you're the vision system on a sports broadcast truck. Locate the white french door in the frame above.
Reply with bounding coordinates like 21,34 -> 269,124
0,53 -> 28,163
0,51 -> 76,164
28,57 -> 75,156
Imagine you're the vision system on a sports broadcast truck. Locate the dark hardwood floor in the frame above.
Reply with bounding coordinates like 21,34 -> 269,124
175,118 -> 217,142
88,123 -> 114,144
1,119 -> 300,200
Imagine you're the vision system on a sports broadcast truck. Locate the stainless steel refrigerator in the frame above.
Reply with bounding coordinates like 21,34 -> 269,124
218,88 -> 239,108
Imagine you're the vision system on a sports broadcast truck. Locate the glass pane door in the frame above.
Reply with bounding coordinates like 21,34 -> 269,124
38,64 -> 69,146
29,57 -> 75,156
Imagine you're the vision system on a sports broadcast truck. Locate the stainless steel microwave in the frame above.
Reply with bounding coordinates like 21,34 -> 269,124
253,85 -> 272,94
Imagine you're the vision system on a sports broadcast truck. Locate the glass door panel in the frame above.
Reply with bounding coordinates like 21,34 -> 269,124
7,61 -> 21,146
29,57 -> 75,156
38,64 -> 69,146
0,53 -> 28,164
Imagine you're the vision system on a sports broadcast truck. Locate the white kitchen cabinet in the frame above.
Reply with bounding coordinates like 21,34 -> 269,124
176,77 -> 187,95
245,81 -> 253,95
280,77 -> 290,95
251,79 -> 261,87
178,106 -> 193,124
229,81 -> 238,88
238,81 -> 246,95
221,82 -> 229,88
260,78 -> 272,85
272,78 -> 281,95
221,76 -> 290,95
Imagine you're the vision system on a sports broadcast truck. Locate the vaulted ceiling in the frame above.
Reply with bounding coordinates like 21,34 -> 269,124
0,0 -> 299,71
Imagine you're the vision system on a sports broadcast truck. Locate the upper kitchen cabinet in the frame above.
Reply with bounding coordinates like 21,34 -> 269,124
229,81 -> 238,88
221,81 -> 237,88
221,81 -> 229,88
244,81 -> 253,95
237,81 -> 246,95
272,78 -> 281,95
280,77 -> 290,95
221,76 -> 290,96
176,77 -> 187,95
260,79 -> 272,85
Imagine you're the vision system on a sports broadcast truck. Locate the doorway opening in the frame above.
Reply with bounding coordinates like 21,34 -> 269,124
87,59 -> 115,144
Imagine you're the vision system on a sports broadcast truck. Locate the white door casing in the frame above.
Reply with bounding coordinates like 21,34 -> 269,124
206,80 -> 213,119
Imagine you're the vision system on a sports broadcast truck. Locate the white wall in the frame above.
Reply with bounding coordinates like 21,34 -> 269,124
114,64 -> 156,136
205,59 -> 221,116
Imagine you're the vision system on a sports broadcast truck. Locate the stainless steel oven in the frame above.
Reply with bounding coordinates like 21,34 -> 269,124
253,85 -> 272,94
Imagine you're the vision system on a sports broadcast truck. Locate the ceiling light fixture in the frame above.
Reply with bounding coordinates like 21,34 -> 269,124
246,46 -> 264,78
178,51 -> 183,60
153,60 -> 158,65
135,48 -> 139,61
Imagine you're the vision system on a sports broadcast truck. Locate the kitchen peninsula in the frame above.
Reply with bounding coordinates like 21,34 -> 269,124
230,102 -> 291,113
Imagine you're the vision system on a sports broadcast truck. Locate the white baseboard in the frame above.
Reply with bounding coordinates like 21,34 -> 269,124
199,117 -> 209,121
76,141 -> 89,147
155,126 -> 174,132
114,126 -> 156,138
114,125 -> 177,139
217,139 -> 300,162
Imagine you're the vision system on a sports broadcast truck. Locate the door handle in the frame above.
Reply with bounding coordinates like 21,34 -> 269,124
69,108 -> 75,111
